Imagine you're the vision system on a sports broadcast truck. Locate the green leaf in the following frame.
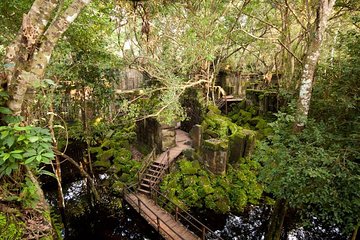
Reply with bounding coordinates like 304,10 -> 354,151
4,136 -> 15,147
0,107 -> 12,115
1,131 -> 9,139
24,149 -> 37,158
0,91 -> 9,98
10,150 -> 23,154
5,166 -> 12,175
14,125 -> 29,131
3,153 -> 10,161
39,170 -> 56,178
42,152 -> 55,159
18,135 -> 26,141
12,154 -> 23,160
41,157 -> 51,164
28,136 -> 40,142
36,155 -> 42,162
54,125 -> 65,129
24,156 -> 36,164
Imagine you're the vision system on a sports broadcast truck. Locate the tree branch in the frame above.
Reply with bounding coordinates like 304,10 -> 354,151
53,148 -> 100,202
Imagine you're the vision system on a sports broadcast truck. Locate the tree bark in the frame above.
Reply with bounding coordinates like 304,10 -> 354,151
265,199 -> 288,240
5,0 -> 92,115
53,148 -> 100,202
351,223 -> 359,240
295,0 -> 336,130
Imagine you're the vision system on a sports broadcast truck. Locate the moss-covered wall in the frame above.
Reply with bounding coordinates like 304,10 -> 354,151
136,118 -> 176,153
202,138 -> 228,175
0,213 -> 24,240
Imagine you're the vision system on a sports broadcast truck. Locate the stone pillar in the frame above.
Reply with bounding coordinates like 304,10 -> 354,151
229,129 -> 256,163
202,139 -> 228,175
190,124 -> 202,152
161,124 -> 176,151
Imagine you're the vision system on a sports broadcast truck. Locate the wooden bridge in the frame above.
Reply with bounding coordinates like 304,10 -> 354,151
124,129 -> 223,240
215,95 -> 243,113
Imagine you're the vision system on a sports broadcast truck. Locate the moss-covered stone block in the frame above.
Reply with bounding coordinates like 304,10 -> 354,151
183,176 -> 198,187
203,139 -> 228,151
229,131 -> 246,163
93,159 -> 111,169
111,181 -> 125,195
202,139 -> 228,175
119,173 -> 130,182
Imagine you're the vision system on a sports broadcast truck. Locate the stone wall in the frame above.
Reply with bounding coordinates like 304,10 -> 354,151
136,118 -> 176,153
228,129 -> 256,163
117,68 -> 144,91
246,89 -> 278,115
202,139 -> 228,175
190,124 -> 256,174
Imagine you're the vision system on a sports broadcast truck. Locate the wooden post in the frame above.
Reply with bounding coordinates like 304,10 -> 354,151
167,150 -> 170,173
154,189 -> 158,205
175,206 -> 179,221
157,216 -> 160,233
225,97 -> 228,114
202,226 -> 206,240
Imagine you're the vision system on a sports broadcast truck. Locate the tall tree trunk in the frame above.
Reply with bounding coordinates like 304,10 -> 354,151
4,0 -> 92,238
351,223 -> 359,240
265,199 -> 288,240
5,0 -> 92,115
295,0 -> 336,130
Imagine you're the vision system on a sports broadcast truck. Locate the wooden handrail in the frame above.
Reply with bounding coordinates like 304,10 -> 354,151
136,147 -> 156,183
125,145 -> 223,240
147,150 -> 169,188
124,186 -> 186,240
149,187 -> 224,240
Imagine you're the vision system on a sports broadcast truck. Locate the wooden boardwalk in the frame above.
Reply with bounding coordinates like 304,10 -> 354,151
155,129 -> 192,165
124,192 -> 199,240
124,130 -> 223,240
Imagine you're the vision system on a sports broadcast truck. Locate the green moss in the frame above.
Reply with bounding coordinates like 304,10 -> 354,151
202,107 -> 243,140
111,181 -> 125,195
160,159 -> 263,214
0,213 -> 24,240
203,139 -> 228,151
119,173 -> 130,182
93,159 -> 111,168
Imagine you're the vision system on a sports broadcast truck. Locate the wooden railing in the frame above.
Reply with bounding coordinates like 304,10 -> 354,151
149,187 -> 224,240
136,147 -> 156,183
125,148 -> 223,240
124,185 -> 186,240
150,150 -> 170,187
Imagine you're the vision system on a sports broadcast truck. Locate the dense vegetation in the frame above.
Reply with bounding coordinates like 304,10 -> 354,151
0,0 -> 359,239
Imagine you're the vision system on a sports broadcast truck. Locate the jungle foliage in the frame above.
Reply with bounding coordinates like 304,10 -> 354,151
160,158 -> 263,214
0,0 -> 359,239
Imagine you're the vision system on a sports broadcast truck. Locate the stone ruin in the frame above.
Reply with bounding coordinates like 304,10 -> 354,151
190,125 -> 256,175
136,118 -> 177,153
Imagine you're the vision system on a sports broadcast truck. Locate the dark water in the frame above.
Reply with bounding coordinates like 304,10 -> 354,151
45,179 -> 350,240
45,178 -> 163,240
191,206 -> 349,240
65,201 -> 163,240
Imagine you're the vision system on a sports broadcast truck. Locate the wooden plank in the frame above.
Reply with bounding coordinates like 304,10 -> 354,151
155,129 -> 192,166
124,193 -> 199,240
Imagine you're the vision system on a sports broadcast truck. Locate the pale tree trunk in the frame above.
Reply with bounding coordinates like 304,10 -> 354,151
265,2 -> 336,240
295,0 -> 336,130
5,0 -> 92,115
4,0 -> 92,237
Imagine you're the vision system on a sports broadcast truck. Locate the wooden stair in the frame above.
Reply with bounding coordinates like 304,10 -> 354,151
138,162 -> 167,194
